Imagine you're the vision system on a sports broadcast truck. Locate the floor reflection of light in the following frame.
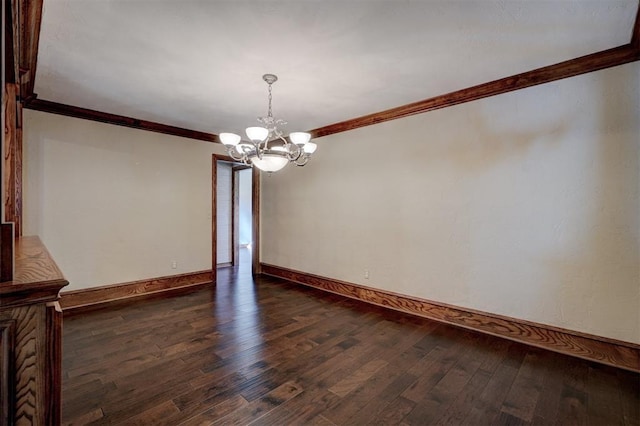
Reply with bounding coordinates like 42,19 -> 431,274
215,247 -> 263,365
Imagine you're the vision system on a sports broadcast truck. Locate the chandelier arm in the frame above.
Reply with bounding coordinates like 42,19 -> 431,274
278,135 -> 290,152
253,143 -> 264,159
228,147 -> 245,162
294,156 -> 309,167
288,143 -> 302,161
237,144 -> 256,162
258,140 -> 268,154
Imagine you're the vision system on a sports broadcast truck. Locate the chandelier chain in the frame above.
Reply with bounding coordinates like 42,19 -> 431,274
267,83 -> 273,119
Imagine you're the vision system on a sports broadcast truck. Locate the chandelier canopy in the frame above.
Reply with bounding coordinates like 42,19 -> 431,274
219,74 -> 317,173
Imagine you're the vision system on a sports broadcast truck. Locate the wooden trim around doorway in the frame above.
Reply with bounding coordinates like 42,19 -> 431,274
212,155 -> 260,282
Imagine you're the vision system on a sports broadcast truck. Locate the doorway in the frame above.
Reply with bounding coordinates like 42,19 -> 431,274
211,154 -> 260,283
232,165 -> 253,267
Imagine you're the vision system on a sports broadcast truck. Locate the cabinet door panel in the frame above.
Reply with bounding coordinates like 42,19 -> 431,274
1,320 -> 16,426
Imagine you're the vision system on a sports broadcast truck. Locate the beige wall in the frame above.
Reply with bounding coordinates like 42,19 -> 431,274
261,62 -> 640,344
23,110 -> 226,290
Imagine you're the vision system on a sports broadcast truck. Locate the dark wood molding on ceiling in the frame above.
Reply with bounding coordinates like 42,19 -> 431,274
59,270 -> 212,312
23,42 -> 638,145
261,263 -> 640,373
309,44 -> 640,138
11,1 -> 640,143
24,98 -> 220,143
15,0 -> 44,99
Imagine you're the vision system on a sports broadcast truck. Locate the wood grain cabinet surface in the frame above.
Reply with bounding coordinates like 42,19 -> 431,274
0,236 -> 68,425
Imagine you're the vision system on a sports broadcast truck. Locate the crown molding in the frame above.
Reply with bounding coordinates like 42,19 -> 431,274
309,43 -> 640,138
24,98 -> 219,143
12,0 -> 640,142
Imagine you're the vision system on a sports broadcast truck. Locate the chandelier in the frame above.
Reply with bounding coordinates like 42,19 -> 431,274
219,74 -> 317,173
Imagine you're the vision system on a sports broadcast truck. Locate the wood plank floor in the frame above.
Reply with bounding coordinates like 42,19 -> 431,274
62,260 -> 640,425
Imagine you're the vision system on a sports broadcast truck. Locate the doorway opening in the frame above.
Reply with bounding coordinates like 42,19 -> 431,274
211,154 -> 260,283
232,164 -> 253,271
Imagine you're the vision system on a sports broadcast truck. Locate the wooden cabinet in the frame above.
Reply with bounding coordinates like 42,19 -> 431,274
0,237 -> 68,425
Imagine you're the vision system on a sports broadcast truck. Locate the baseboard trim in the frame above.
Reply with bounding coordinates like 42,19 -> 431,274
59,270 -> 213,312
260,263 -> 640,372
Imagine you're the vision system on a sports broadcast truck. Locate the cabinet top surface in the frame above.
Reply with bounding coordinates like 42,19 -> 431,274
0,236 -> 68,305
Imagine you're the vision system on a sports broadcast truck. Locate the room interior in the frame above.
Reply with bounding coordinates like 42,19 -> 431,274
1,0 -> 639,424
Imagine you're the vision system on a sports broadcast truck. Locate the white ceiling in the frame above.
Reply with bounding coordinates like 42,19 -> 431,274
35,0 -> 637,136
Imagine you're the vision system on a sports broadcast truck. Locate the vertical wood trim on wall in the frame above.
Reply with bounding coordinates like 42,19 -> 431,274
3,83 -> 22,237
0,223 -> 14,281
16,0 -> 44,100
211,156 -> 218,283
252,166 -> 261,276
15,122 -> 22,237
232,169 -> 240,267
4,84 -> 16,225
4,0 -> 17,85
44,302 -> 62,425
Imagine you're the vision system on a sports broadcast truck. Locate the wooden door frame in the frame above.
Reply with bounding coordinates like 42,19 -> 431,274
211,154 -> 260,283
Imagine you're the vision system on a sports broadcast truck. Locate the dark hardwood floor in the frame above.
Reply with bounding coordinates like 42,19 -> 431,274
62,254 -> 639,425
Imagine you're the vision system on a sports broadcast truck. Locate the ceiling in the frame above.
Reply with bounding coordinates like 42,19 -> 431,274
35,0 -> 637,137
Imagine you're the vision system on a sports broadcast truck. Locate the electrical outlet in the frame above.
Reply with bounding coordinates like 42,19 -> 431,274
171,261 -> 178,269
364,269 -> 369,279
